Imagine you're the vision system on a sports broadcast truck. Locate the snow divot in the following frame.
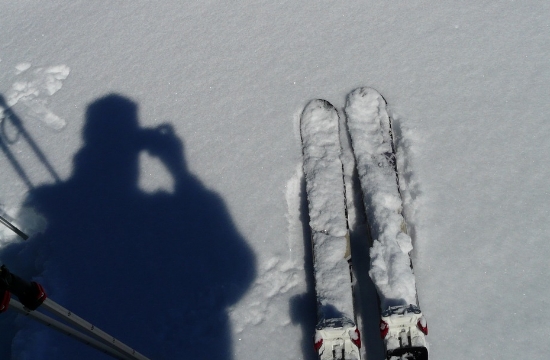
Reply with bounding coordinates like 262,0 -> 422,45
7,64 -> 70,131
15,62 -> 32,74
229,256 -> 301,333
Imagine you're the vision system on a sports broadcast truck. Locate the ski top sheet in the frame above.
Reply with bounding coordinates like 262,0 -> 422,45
345,87 -> 417,308
300,100 -> 361,360
344,87 -> 428,360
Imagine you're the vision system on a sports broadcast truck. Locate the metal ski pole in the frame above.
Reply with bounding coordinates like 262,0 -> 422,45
0,265 -> 150,360
39,298 -> 150,360
0,214 -> 29,240
9,299 -> 132,360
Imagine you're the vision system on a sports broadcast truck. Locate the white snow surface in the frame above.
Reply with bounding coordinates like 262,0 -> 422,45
300,100 -> 355,323
1,2 -> 550,360
345,87 -> 418,309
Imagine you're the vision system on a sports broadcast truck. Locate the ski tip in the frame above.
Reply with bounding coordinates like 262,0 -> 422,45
303,99 -> 335,112
349,86 -> 380,97
347,87 -> 386,104
300,99 -> 338,127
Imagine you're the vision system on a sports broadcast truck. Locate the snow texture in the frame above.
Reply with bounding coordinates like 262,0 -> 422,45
7,64 -> 70,131
301,100 -> 347,238
300,100 -> 355,323
1,2 -> 550,359
345,88 -> 417,309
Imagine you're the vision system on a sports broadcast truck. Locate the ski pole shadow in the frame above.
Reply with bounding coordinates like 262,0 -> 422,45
0,94 -> 60,190
289,176 -> 317,360
0,94 -> 256,360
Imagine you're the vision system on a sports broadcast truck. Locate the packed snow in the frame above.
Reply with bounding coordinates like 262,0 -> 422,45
1,2 -> 550,360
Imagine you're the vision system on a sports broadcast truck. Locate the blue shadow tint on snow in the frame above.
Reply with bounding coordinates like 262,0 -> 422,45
0,94 -> 256,359
0,94 -> 61,190
289,176 -> 317,360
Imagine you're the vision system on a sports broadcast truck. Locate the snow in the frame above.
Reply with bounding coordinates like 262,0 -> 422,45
1,2 -> 550,360
7,64 -> 70,131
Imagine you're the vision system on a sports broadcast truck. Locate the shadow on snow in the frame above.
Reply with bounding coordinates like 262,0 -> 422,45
0,94 -> 256,359
289,177 -> 317,360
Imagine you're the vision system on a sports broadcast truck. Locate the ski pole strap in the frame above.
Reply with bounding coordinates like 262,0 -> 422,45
0,265 -> 47,310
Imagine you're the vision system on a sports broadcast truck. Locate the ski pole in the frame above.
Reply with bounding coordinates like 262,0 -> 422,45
0,265 -> 150,360
39,298 -> 150,360
0,214 -> 29,240
9,299 -> 132,360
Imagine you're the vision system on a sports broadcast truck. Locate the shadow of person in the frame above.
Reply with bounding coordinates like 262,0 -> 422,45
2,94 -> 256,359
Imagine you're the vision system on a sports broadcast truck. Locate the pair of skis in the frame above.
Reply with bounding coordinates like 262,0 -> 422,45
300,87 -> 428,360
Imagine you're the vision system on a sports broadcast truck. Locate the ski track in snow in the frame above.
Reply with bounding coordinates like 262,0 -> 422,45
5,63 -> 70,131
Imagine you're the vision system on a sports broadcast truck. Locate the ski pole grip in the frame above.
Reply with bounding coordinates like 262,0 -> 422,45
0,265 -> 47,310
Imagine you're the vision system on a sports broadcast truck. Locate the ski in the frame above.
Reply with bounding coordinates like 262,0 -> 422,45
344,87 -> 428,360
300,99 -> 361,360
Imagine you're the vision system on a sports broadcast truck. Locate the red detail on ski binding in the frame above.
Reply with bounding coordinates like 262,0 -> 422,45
380,319 -> 389,339
32,282 -> 47,304
417,317 -> 428,335
350,328 -> 361,348
314,338 -> 323,351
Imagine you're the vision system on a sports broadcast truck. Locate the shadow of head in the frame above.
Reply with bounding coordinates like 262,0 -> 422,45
74,94 -> 146,190
83,94 -> 140,149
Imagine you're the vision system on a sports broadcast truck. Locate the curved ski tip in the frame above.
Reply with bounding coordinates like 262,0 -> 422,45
347,87 -> 386,104
349,87 -> 379,97
303,98 -> 336,112
301,99 -> 337,124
